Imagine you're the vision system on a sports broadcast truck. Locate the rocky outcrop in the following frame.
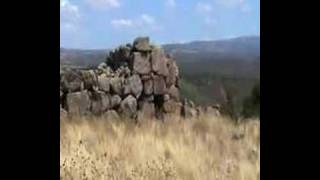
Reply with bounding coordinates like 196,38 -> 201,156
60,37 -> 221,120
60,37 -> 182,120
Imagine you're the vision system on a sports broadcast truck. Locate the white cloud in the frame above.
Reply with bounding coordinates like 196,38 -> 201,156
196,2 -> 213,14
111,14 -> 158,29
60,0 -> 80,32
165,0 -> 176,8
195,2 -> 217,27
140,14 -> 155,25
111,19 -> 133,28
60,0 -> 79,22
85,0 -> 120,10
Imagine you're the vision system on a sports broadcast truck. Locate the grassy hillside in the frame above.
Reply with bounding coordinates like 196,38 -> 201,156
60,116 -> 260,180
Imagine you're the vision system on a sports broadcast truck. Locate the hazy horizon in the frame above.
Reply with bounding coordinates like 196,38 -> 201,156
61,34 -> 260,50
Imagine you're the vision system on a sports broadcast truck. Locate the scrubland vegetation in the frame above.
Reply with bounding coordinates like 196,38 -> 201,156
60,115 -> 259,180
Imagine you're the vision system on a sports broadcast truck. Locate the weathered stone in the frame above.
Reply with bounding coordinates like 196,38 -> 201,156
115,66 -> 131,77
153,75 -> 167,95
123,74 -> 143,98
141,74 -> 151,81
143,79 -> 153,95
168,85 -> 179,101
110,94 -> 121,108
164,94 -> 170,101
103,110 -> 120,120
61,70 -> 84,93
90,91 -> 110,115
97,74 -> 110,92
66,91 -> 91,116
133,52 -> 151,74
119,95 -> 137,118
166,59 -> 179,87
151,47 -> 169,76
97,62 -> 107,70
110,77 -> 123,95
60,37 -> 182,120
81,70 -> 98,90
133,37 -> 151,51
97,63 -> 113,76
181,99 -> 197,119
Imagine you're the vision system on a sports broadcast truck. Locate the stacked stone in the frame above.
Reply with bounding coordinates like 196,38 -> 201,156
60,37 -> 181,120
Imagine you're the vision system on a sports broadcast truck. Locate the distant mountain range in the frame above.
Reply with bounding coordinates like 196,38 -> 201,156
61,36 -> 259,70
163,36 -> 259,61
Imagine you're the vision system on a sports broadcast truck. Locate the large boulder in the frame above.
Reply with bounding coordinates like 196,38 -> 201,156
181,99 -> 197,119
166,59 -> 179,87
133,37 -> 151,52
110,94 -> 122,108
143,79 -> 153,95
133,52 -> 151,74
168,85 -> 179,101
97,63 -> 113,76
119,95 -> 137,118
123,74 -> 143,98
90,91 -> 110,115
97,74 -> 111,92
110,77 -> 124,95
66,91 -> 91,116
151,47 -> 169,76
80,70 -> 98,90
153,75 -> 167,95
61,70 -> 84,93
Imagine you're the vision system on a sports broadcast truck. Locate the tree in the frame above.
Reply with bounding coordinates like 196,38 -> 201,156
242,81 -> 260,118
220,83 -> 240,121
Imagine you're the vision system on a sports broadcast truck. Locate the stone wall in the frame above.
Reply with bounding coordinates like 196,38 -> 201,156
60,37 -> 185,120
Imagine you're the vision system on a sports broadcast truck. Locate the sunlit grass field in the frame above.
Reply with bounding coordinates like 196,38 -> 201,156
60,115 -> 260,180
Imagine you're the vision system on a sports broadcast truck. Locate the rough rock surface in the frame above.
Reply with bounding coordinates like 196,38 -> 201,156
133,37 -> 152,52
133,52 -> 151,74
66,91 -> 91,116
97,74 -> 110,92
119,95 -> 137,118
123,74 -> 143,98
153,75 -> 167,95
151,47 -> 169,76
60,37 -> 217,120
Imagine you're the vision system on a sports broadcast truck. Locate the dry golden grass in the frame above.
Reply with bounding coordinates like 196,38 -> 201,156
60,115 -> 260,180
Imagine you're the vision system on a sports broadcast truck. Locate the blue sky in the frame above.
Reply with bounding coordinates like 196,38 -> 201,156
60,0 -> 260,49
